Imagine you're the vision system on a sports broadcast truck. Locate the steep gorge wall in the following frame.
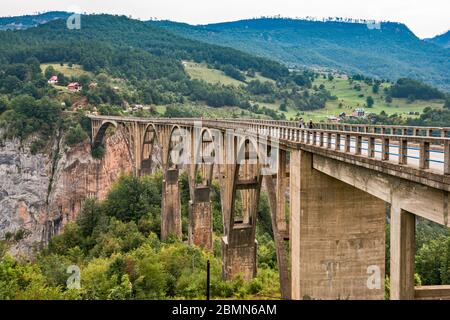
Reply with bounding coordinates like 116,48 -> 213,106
0,132 -> 133,257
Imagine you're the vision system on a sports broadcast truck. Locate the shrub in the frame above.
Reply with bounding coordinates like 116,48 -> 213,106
65,124 -> 89,146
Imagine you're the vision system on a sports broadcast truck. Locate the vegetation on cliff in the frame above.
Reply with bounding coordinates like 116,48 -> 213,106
0,173 -> 280,300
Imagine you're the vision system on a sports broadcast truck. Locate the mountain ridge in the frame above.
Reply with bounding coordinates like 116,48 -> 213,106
426,30 -> 450,48
150,18 -> 450,91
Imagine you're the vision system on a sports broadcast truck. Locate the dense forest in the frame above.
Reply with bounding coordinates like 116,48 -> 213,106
0,173 -> 280,300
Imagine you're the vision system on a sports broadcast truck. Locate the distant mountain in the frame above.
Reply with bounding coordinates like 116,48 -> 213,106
0,11 -> 70,30
426,31 -> 450,48
150,18 -> 450,91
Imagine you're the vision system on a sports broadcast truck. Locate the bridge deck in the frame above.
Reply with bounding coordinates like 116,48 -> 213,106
88,115 -> 450,192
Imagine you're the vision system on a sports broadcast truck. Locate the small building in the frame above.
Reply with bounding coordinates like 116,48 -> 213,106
88,82 -> 98,90
327,116 -> 341,123
67,82 -> 82,92
48,75 -> 58,84
351,108 -> 366,118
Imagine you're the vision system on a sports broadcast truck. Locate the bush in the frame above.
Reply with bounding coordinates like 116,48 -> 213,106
65,124 -> 89,146
30,139 -> 46,155
389,78 -> 445,100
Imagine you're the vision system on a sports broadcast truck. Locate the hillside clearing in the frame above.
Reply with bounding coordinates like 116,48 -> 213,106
40,63 -> 93,78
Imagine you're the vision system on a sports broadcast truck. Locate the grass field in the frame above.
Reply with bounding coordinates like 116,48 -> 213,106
311,76 -> 443,118
40,63 -> 93,78
182,63 -> 445,121
183,61 -> 275,87
262,76 -> 444,121
154,104 -> 269,119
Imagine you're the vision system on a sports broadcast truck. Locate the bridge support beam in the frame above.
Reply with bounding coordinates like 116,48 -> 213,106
189,186 -> 213,250
265,149 -> 291,299
161,168 -> 182,240
290,150 -> 386,300
390,204 -> 415,300
219,144 -> 261,281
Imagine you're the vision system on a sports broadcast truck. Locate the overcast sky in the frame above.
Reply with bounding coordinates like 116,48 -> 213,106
0,0 -> 448,38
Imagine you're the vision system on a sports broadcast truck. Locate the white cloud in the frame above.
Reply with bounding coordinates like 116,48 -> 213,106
0,0 -> 448,38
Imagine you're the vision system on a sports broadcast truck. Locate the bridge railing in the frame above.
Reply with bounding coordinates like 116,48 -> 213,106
212,119 -> 450,175
226,118 -> 450,138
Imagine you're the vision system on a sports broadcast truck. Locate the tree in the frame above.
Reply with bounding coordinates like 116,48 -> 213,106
366,96 -> 374,107
44,66 -> 57,80
444,96 -> 450,109
221,65 -> 246,82
372,83 -> 380,94
105,174 -> 162,223
3,75 -> 21,92
0,96 -> 8,114
385,95 -> 393,104
389,78 -> 445,100
65,124 -> 88,146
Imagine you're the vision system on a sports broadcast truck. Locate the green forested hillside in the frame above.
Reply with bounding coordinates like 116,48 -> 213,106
0,11 -> 70,30
1,14 -> 347,144
426,31 -> 450,48
151,18 -> 450,91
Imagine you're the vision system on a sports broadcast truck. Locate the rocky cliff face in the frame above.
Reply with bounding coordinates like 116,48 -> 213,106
0,131 -> 133,257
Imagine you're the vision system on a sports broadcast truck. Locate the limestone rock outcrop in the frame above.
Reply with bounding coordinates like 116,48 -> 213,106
0,132 -> 132,257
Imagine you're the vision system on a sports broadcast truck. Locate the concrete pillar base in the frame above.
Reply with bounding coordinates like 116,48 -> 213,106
161,168 -> 182,241
189,190 -> 213,250
221,235 -> 257,281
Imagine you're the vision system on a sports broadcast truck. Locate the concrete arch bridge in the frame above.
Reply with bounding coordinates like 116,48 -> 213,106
89,115 -> 450,300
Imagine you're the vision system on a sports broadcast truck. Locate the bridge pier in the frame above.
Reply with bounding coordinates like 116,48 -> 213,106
265,149 -> 291,299
161,168 -> 182,240
188,186 -> 213,250
219,137 -> 261,281
390,204 -> 415,300
222,233 -> 258,281
290,150 -> 386,300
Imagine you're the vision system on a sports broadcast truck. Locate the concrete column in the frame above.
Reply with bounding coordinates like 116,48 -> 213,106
222,232 -> 257,281
221,160 -> 260,281
390,204 -> 415,300
290,150 -> 386,300
265,149 -> 291,299
188,186 -> 213,250
161,168 -> 182,240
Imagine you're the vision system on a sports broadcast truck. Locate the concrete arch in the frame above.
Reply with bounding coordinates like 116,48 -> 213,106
200,128 -> 216,161
140,123 -> 161,175
92,120 -> 118,149
168,125 -> 189,168
235,135 -> 262,165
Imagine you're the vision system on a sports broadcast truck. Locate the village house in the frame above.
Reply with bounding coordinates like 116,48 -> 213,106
47,75 -> 58,84
67,82 -> 82,92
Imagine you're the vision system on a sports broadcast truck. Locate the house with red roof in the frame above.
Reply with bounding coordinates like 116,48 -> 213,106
67,82 -> 82,92
48,75 -> 58,84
